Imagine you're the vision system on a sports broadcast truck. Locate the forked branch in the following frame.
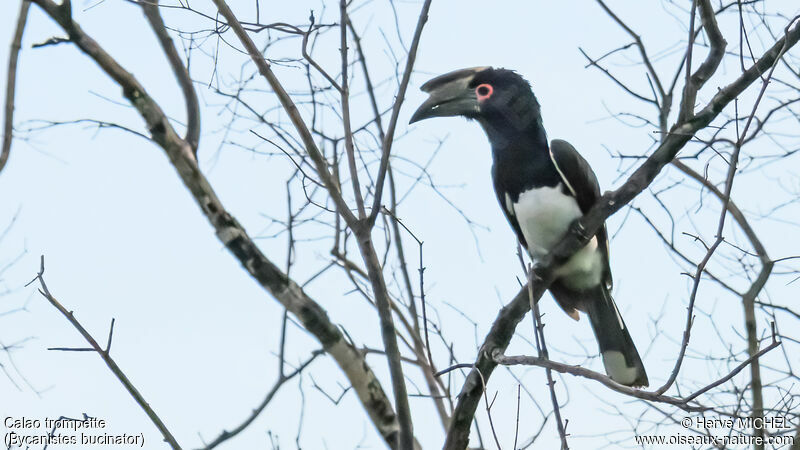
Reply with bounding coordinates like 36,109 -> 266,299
444,15 -> 800,450
28,256 -> 183,450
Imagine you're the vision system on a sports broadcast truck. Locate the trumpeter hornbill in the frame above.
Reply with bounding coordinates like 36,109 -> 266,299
410,67 -> 648,387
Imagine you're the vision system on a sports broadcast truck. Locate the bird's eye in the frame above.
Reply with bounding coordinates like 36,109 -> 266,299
476,83 -> 493,101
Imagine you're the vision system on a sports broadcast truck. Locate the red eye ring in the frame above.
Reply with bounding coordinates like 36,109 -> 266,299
476,83 -> 493,101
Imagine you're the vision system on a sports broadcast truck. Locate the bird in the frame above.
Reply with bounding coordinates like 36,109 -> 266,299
409,67 -> 648,387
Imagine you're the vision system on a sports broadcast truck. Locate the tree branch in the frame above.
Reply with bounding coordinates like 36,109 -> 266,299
443,16 -> 800,449
29,256 -> 183,450
28,1 -> 405,446
339,0 -> 367,220
140,0 -> 201,156
367,0 -> 433,227
199,350 -> 322,450
595,0 -> 666,100
527,266 -> 568,449
1,0 -> 29,176
493,332 -> 780,410
679,0 -> 727,122
210,0 -> 357,226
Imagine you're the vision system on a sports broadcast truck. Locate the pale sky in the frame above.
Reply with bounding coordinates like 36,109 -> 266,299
2,0 -> 799,449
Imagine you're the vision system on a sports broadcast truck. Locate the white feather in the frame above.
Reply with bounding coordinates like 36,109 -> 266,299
548,148 -> 577,197
602,351 -> 639,385
512,184 -> 602,289
504,193 -> 515,217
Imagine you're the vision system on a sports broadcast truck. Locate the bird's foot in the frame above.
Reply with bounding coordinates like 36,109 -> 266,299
569,219 -> 590,242
529,262 -> 546,283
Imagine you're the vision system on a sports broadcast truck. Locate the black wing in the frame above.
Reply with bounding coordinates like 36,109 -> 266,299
493,183 -> 528,250
549,139 -> 613,288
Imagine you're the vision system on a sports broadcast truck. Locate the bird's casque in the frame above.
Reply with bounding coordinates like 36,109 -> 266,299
410,67 -> 648,387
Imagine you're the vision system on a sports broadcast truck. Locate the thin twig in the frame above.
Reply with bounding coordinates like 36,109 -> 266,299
367,0 -> 433,226
28,0 -> 405,444
492,333 -> 780,411
527,265 -> 568,449
140,0 -> 201,155
29,256 -> 183,450
381,207 -> 434,371
210,0 -> 357,225
199,350 -> 322,450
513,384 -> 521,450
444,15 -> 800,449
301,12 -> 342,92
1,0 -> 30,175
339,0 -> 366,220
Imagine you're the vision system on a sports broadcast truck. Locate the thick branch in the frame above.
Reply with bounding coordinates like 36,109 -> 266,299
29,1 -> 404,446
444,18 -> 800,449
348,19 -> 452,429
354,230 -> 416,450
443,286 -> 532,450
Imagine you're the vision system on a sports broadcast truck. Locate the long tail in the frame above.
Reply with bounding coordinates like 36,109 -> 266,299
585,286 -> 648,387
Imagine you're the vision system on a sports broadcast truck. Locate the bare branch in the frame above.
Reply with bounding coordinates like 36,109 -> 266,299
595,0 -> 666,100
210,0 -> 357,226
444,16 -> 800,448
367,0 -> 433,227
199,350 -> 322,450
679,0 -> 727,122
28,1 -> 405,445
1,0 -> 30,176
301,13 -> 342,92
527,266 -> 568,449
579,47 -> 657,105
140,0 -> 201,156
29,256 -> 183,450
339,0 -> 367,220
493,333 -> 780,410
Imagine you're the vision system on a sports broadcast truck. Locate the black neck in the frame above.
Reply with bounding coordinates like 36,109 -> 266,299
485,111 -> 560,196
478,92 -> 548,154
484,117 -> 548,158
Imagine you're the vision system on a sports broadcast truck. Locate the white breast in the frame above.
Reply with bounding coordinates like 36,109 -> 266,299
512,183 -> 603,289
513,184 -> 582,257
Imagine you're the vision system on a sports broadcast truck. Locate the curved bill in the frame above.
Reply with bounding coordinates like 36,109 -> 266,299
409,66 -> 490,123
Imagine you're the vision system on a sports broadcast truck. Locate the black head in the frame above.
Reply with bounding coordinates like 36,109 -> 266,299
410,67 -> 542,135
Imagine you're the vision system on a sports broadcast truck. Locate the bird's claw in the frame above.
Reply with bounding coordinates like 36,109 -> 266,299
529,263 -> 546,282
570,219 -> 590,242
